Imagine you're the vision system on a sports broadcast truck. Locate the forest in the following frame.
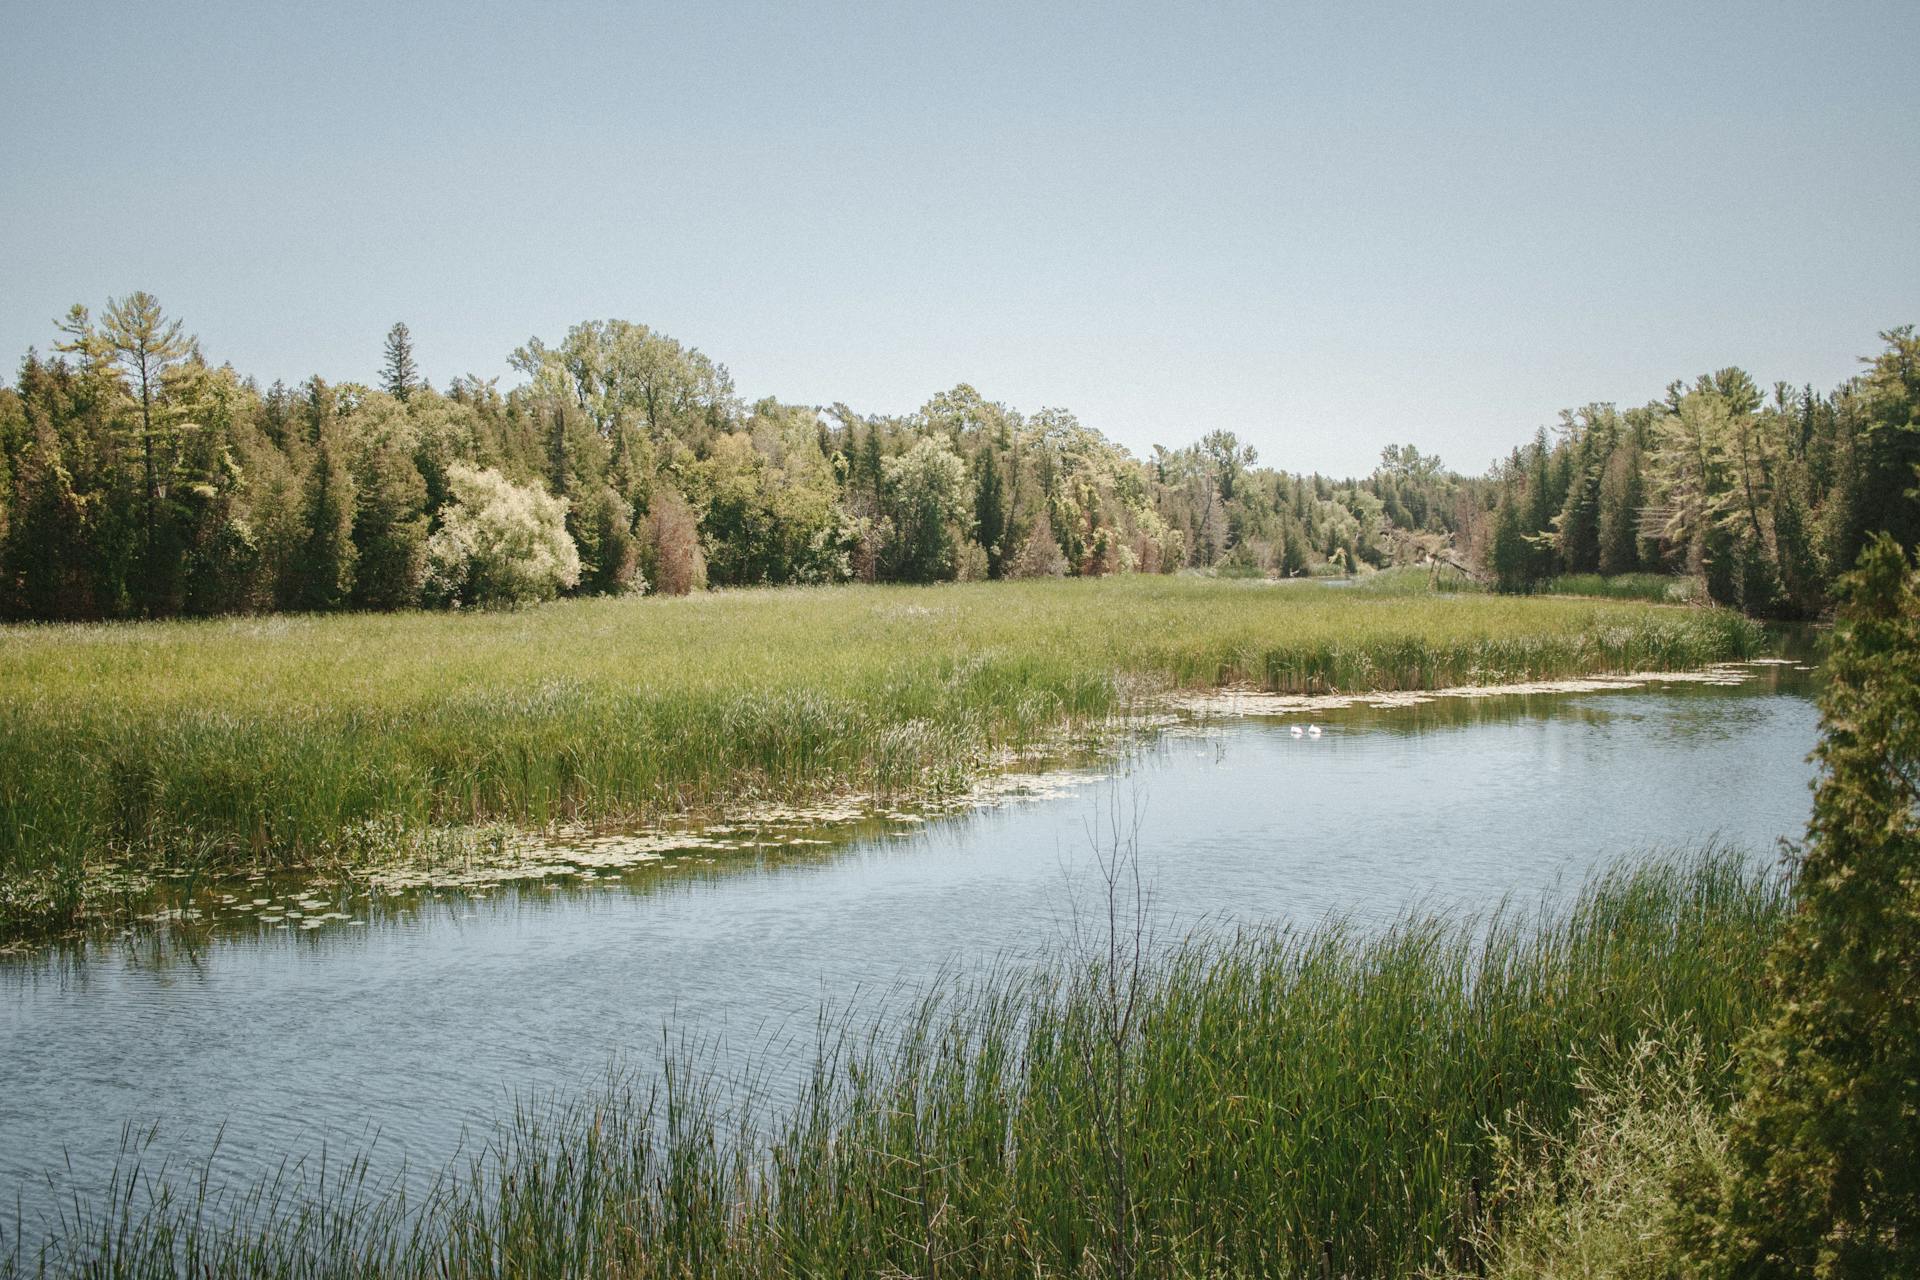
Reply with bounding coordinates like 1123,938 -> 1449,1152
1,295 -> 1914,620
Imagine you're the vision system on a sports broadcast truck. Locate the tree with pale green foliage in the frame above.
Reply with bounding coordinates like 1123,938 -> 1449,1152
424,463 -> 580,608
78,293 -> 197,613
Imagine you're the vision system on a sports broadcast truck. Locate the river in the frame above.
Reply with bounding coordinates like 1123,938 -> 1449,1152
0,660 -> 1819,1241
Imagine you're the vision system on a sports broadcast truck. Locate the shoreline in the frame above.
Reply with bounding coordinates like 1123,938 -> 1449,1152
4,655 -> 1811,956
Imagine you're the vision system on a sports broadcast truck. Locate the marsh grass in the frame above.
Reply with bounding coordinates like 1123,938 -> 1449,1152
0,849 -> 1785,1279
0,578 -> 1759,937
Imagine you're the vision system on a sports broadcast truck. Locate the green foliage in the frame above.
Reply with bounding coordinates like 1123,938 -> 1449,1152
1491,491 -> 1535,593
423,464 -> 581,608
974,441 -> 1008,578
345,395 -> 430,609
2,300 -> 1910,621
882,436 -> 970,582
1678,534 -> 1920,1277
1597,439 -> 1647,574
291,425 -> 356,611
380,322 -> 419,401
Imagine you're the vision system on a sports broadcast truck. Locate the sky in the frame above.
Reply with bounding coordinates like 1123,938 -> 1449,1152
3,0 -> 1916,477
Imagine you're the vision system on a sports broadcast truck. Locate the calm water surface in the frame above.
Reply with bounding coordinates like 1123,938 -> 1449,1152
1,666 -> 1818,1233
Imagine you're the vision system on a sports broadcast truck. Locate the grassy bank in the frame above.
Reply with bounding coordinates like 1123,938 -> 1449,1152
3,850 -> 1786,1279
0,577 -> 1761,938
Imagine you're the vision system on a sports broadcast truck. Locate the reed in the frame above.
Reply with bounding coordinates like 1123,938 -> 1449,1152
0,578 -> 1760,938
1,849 -> 1786,1279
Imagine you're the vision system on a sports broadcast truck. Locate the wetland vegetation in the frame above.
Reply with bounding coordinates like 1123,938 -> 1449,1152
0,579 -> 1760,941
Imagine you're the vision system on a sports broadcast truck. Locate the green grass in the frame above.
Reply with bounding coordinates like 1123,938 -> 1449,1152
1539,573 -> 1703,604
3,849 -> 1787,1279
0,577 -> 1761,939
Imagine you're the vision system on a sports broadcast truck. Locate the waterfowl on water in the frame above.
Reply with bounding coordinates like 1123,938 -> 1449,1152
1308,724 -> 1323,737
1290,724 -> 1304,738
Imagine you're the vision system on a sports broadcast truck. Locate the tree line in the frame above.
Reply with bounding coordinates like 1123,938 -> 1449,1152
1478,331 -> 1920,615
0,295 -> 1912,618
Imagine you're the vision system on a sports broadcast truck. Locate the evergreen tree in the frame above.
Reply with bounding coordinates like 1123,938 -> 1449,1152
1770,458 -> 1822,616
1853,326 -> 1920,553
1553,431 -> 1603,573
382,322 -> 420,401
350,434 -> 430,609
1682,535 -> 1920,1275
570,483 -> 640,595
1596,442 -> 1645,575
99,293 -> 194,614
1,427 -> 93,619
294,427 -> 357,610
859,423 -> 884,495
1490,489 -> 1533,593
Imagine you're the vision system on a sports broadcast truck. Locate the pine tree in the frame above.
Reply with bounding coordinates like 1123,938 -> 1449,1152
1596,442 -> 1645,575
1553,431 -> 1602,573
1490,489 -> 1533,593
859,424 -> 884,495
1769,458 -> 1822,616
381,322 -> 420,401
99,292 -> 194,614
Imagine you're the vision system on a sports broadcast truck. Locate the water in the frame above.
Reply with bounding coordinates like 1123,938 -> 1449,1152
0,664 -> 1819,1236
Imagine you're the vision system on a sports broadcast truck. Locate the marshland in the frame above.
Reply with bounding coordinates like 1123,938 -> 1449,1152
0,617 -> 1829,1275
9,1 -> 1920,1272
0,579 -> 1764,940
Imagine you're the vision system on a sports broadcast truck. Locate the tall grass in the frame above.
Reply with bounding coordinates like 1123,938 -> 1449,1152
1,850 -> 1786,1279
0,578 -> 1760,937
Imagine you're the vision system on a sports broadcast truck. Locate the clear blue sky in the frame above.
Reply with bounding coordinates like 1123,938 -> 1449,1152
4,0 -> 1915,476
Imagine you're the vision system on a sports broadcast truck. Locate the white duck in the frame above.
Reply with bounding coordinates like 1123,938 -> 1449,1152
1307,724 -> 1323,738
1290,724 -> 1304,738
